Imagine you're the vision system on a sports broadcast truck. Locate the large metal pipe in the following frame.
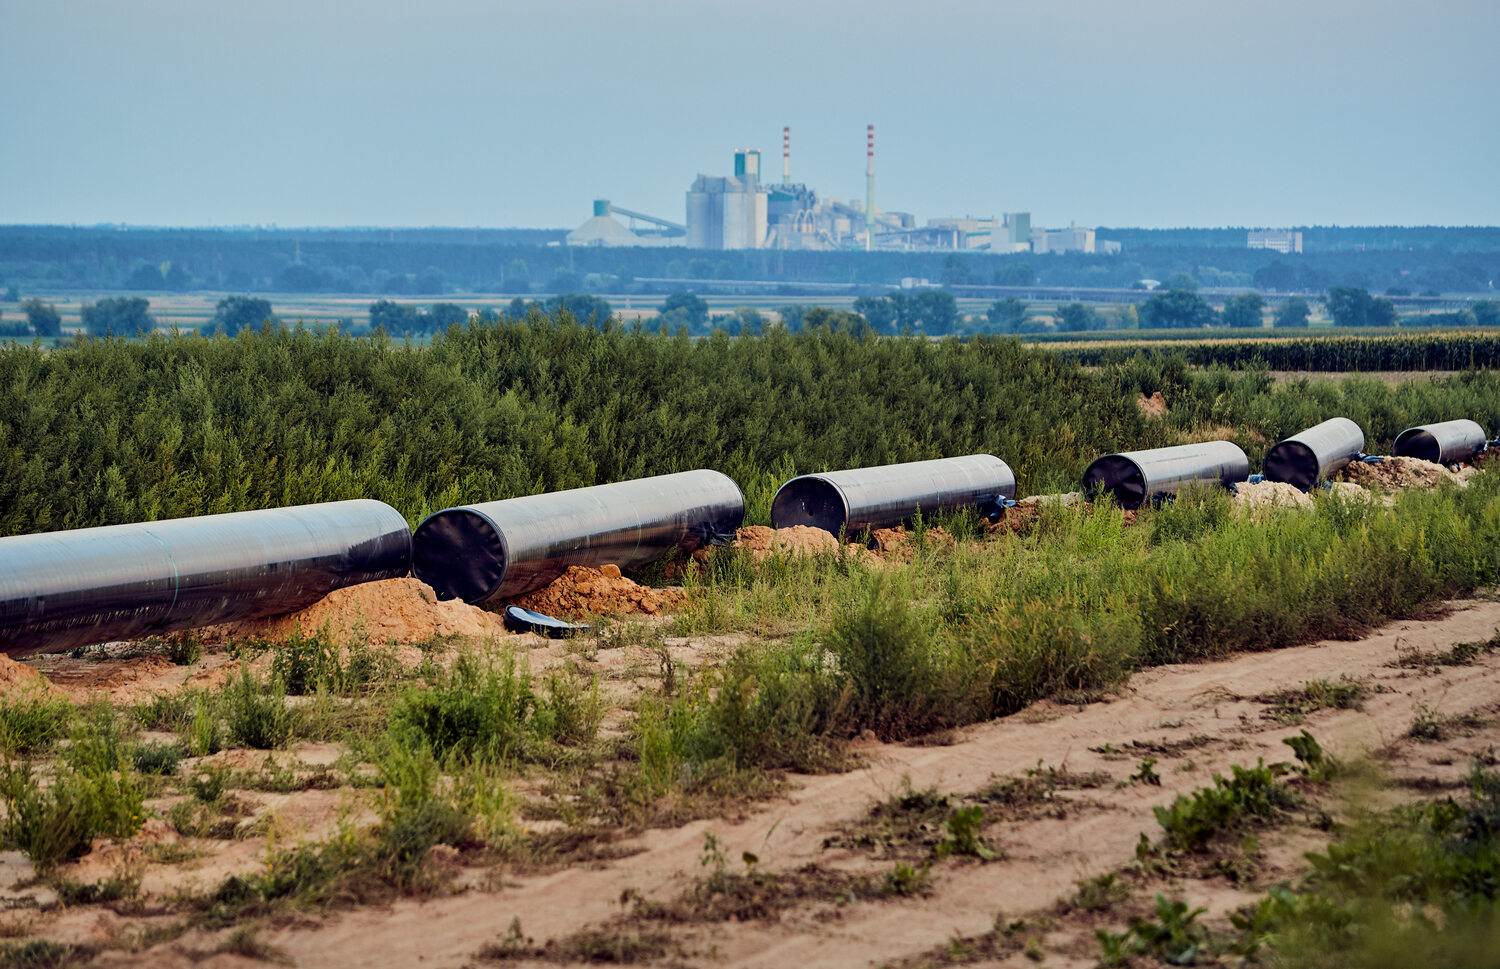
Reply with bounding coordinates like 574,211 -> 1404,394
412,470 -> 744,606
0,500 -> 413,657
1081,441 -> 1250,509
1262,418 -> 1366,491
770,455 -> 1016,537
1392,419 -> 1488,465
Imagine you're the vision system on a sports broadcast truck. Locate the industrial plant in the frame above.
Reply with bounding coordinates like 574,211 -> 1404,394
565,126 -> 1119,254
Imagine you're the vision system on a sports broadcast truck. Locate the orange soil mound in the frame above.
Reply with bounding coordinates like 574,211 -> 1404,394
735,525 -> 840,561
868,526 -> 956,558
1336,456 -> 1467,490
0,654 -> 60,697
1137,391 -> 1167,418
511,565 -> 687,618
197,577 -> 510,644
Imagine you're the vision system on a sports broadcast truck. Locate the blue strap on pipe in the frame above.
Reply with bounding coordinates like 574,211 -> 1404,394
1359,453 -> 1385,464
1247,474 -> 1265,484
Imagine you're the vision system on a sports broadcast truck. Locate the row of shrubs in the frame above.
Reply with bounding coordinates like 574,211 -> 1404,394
638,474 -> 1500,785
1052,332 -> 1500,369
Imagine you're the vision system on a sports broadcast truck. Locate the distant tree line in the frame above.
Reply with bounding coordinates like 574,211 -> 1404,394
2,226 -> 1497,300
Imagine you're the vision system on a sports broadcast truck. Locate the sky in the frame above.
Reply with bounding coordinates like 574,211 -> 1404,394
2,0 -> 1496,230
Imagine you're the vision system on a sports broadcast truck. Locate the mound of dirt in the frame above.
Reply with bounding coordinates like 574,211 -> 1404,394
1336,456 -> 1467,490
1137,391 -> 1167,418
0,654 -> 60,697
868,526 -> 956,556
1326,481 -> 1375,501
735,525 -> 840,561
198,577 -> 511,644
512,565 -> 687,618
1233,480 -> 1313,511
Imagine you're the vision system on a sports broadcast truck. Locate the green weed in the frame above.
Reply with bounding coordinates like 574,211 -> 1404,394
1153,760 -> 1297,853
129,741 -> 182,776
0,691 -> 73,756
221,664 -> 294,749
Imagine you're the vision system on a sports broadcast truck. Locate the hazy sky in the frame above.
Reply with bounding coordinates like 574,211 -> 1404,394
3,0 -> 1495,230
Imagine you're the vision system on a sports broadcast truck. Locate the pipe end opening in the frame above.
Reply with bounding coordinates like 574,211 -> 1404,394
770,478 -> 849,536
1081,455 -> 1147,510
1262,441 -> 1319,492
412,509 -> 507,604
1393,429 -> 1441,464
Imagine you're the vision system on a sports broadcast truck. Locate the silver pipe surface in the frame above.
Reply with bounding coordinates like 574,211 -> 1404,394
770,454 -> 1016,536
0,500 -> 413,657
1392,419 -> 1488,464
412,470 -> 744,606
1263,418 -> 1366,491
1082,441 -> 1250,509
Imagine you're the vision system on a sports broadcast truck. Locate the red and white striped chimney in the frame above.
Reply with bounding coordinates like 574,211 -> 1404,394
783,126 -> 791,185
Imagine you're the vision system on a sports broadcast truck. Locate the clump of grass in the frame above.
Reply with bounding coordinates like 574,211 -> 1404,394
1152,760 -> 1297,853
1407,701 -> 1488,742
221,663 -> 294,750
1068,872 -> 1130,913
0,759 -> 145,872
389,650 -> 599,763
163,632 -> 203,666
130,741 -> 182,776
1097,894 -> 1208,967
0,690 -> 74,756
0,940 -> 98,967
372,744 -> 477,889
132,691 -> 196,732
1262,678 -> 1368,724
264,627 -> 402,697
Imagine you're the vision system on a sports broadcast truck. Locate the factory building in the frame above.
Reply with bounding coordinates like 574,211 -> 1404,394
992,212 -> 1031,253
566,200 -> 685,247
686,150 -> 769,250
1027,224 -> 1120,255
570,127 -> 1121,255
1247,229 -> 1303,254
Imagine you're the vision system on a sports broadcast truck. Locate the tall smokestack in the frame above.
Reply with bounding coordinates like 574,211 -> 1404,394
865,124 -> 875,252
783,126 -> 791,186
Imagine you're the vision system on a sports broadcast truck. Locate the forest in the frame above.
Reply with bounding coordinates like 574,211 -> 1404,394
3,314 -> 1499,537
2,225 -> 1498,297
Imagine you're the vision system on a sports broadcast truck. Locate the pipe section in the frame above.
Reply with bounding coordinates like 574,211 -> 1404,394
1262,418 -> 1365,491
770,455 -> 1016,537
412,470 -> 744,606
1392,420 -> 1488,465
0,500 -> 413,657
1081,441 -> 1250,509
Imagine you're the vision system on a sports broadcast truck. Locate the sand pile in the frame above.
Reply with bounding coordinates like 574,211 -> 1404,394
0,654 -> 60,697
199,577 -> 510,644
735,525 -> 840,562
1337,456 -> 1467,490
1233,480 -> 1313,511
1137,392 -> 1168,418
512,565 -> 686,618
868,526 -> 956,557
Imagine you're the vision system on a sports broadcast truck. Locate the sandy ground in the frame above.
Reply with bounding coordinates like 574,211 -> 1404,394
253,597 -> 1500,969
7,590 -> 1488,968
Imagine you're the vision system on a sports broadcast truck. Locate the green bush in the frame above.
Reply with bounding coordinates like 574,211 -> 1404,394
0,761 -> 145,872
1153,760 -> 1296,852
388,651 -> 598,763
0,691 -> 74,755
130,741 -> 182,776
221,664 -> 294,750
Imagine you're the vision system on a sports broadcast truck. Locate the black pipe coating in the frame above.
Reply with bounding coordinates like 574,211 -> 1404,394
1392,420 -> 1487,465
1263,418 -> 1365,491
1081,441 -> 1250,509
770,455 -> 1017,537
0,500 -> 413,656
412,470 -> 745,606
